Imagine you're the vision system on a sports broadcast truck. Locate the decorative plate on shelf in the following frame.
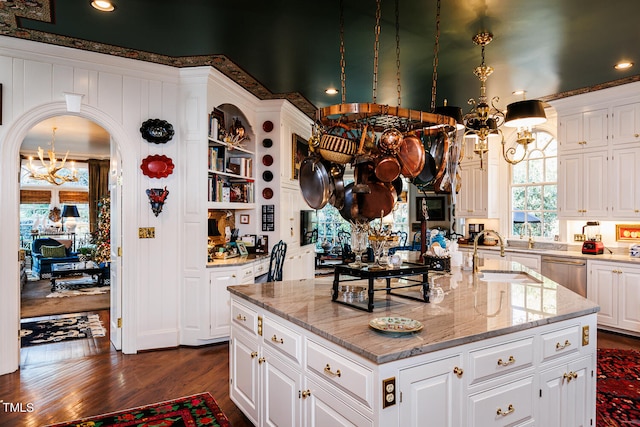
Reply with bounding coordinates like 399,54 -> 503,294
262,138 -> 273,148
262,120 -> 274,132
369,317 -> 423,334
262,170 -> 274,182
262,188 -> 274,199
140,155 -> 175,178
140,119 -> 175,144
262,154 -> 274,166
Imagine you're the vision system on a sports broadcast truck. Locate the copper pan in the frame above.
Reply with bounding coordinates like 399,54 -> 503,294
397,133 -> 425,178
374,154 -> 401,183
357,180 -> 397,220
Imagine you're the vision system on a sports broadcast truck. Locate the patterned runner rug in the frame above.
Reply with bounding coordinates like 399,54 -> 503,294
20,312 -> 106,347
598,348 -> 640,426
44,392 -> 230,427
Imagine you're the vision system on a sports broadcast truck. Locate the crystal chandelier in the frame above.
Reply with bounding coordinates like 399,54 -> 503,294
463,32 -> 546,166
27,127 -> 78,185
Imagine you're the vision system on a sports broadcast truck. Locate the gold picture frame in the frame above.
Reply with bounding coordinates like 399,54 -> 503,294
291,133 -> 309,180
616,224 -> 640,241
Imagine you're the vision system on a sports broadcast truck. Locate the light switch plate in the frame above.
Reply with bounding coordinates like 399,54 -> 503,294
139,227 -> 155,238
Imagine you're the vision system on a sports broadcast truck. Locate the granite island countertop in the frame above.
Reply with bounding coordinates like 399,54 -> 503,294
207,253 -> 269,268
227,259 -> 599,364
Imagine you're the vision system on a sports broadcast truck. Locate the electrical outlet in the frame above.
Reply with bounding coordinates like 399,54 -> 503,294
574,234 -> 585,242
139,227 -> 155,238
382,377 -> 396,408
582,325 -> 590,346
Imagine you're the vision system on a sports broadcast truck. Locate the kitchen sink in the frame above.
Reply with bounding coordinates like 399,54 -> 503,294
478,271 -> 542,283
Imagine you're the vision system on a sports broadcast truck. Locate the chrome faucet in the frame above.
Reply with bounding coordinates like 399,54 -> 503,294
520,223 -> 535,249
473,230 -> 505,272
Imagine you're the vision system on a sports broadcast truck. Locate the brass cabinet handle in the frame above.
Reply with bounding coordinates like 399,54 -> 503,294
497,356 -> 516,366
324,364 -> 342,377
300,390 -> 311,398
258,357 -> 265,364
453,366 -> 464,377
635,133 -> 639,138
271,334 -> 284,344
236,314 -> 246,321
497,404 -> 515,416
250,351 -> 258,359
556,339 -> 571,351
563,371 -> 578,382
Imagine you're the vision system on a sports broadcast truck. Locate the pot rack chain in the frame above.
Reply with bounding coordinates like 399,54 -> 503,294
430,0 -> 441,111
339,0 -> 346,104
395,0 -> 401,107
372,0 -> 382,103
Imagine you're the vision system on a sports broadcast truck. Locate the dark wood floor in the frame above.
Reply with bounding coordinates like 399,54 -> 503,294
4,305 -> 639,426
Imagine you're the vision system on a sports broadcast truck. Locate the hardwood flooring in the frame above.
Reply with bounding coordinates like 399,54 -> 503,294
4,300 -> 639,426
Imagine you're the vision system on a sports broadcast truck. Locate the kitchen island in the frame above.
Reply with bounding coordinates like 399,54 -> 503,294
228,259 -> 599,426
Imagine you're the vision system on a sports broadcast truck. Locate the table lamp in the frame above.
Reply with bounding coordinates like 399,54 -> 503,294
61,205 -> 80,233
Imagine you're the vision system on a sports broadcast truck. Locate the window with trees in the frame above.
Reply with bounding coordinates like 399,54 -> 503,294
510,130 -> 558,238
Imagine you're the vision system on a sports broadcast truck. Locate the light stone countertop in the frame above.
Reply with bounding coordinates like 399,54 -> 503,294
207,253 -> 269,268
227,259 -> 599,364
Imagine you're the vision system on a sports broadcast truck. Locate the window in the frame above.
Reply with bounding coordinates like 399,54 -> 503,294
510,130 -> 558,238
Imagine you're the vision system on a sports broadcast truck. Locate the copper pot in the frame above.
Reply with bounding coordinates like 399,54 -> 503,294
397,133 -> 425,178
357,180 -> 398,220
378,128 -> 404,154
374,154 -> 401,183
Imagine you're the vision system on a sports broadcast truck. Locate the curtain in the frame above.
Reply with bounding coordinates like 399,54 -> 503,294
88,159 -> 110,233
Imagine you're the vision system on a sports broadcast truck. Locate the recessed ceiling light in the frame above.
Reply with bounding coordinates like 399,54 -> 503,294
91,0 -> 115,12
614,61 -> 633,70
325,88 -> 338,95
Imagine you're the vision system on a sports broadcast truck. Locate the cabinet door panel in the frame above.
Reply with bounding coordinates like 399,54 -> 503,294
263,351 -> 302,427
398,354 -> 463,427
229,330 -> 259,425
583,109 -> 608,149
583,151 -> 608,217
210,269 -> 236,338
611,147 -> 640,218
612,103 -> 640,143
618,267 -> 640,332
305,378 -> 373,427
588,266 -> 617,327
558,154 -> 582,217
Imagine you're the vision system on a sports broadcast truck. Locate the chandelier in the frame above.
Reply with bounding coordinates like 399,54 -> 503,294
463,31 -> 546,166
27,127 -> 78,185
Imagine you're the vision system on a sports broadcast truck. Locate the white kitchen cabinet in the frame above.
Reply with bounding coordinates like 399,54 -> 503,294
209,265 -> 254,339
539,355 -> 593,427
611,146 -> 640,218
283,245 -> 315,281
588,260 -> 640,333
456,159 -> 499,218
612,102 -> 640,144
558,109 -> 608,152
558,150 -> 608,218
398,354 -> 464,427
229,299 -> 373,427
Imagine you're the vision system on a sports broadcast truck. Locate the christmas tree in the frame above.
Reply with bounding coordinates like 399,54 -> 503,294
93,196 -> 110,264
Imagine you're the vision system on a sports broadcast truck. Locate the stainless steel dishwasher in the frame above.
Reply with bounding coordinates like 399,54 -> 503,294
541,256 -> 587,297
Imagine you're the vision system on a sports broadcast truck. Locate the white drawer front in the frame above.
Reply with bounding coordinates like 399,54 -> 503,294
468,376 -> 535,427
468,337 -> 534,385
306,340 -> 373,408
541,325 -> 580,362
239,265 -> 254,284
231,300 -> 258,335
263,316 -> 302,365
253,260 -> 268,277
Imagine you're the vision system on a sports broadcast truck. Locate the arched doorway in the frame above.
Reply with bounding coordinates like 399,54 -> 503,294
0,102 -> 136,375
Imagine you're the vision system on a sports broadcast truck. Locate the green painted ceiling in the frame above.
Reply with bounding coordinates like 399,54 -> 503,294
10,0 -> 640,116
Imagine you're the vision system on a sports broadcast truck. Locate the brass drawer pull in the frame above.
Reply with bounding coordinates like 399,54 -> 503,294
563,371 -> 578,382
271,334 -> 284,344
236,314 -> 246,321
497,404 -> 515,416
556,339 -> 571,351
453,366 -> 464,377
258,357 -> 265,364
324,364 -> 341,377
250,351 -> 258,359
497,356 -> 516,366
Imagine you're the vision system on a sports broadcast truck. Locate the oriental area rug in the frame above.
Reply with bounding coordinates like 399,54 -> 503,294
45,392 -> 230,427
598,348 -> 640,426
20,312 -> 106,347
